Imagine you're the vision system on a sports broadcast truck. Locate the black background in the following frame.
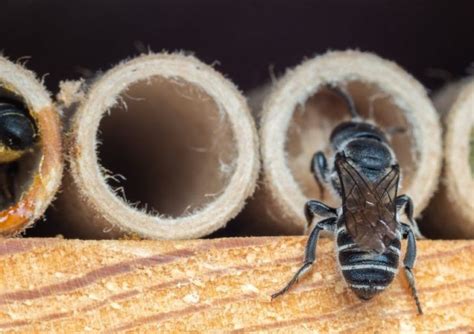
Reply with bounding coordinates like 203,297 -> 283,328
2,1 -> 474,95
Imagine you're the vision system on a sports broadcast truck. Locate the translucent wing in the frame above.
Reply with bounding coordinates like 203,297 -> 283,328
375,163 -> 400,213
335,153 -> 399,253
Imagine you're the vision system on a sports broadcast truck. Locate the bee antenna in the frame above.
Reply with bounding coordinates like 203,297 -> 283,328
326,84 -> 360,119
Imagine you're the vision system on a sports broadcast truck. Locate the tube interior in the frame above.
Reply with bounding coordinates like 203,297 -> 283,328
0,86 -> 41,211
286,81 -> 417,206
97,76 -> 238,218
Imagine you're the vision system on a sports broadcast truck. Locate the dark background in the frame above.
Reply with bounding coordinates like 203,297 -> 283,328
2,1 -> 473,95
3,0 -> 473,237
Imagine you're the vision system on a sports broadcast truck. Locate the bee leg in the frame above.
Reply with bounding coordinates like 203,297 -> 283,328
311,152 -> 329,196
396,195 -> 424,239
271,217 -> 336,300
402,223 -> 423,315
311,152 -> 329,183
304,200 -> 337,229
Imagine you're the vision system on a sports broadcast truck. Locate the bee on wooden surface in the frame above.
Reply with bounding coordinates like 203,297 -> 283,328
0,98 -> 37,206
272,85 -> 424,314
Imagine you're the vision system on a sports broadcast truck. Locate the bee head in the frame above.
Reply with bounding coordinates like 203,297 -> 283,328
330,121 -> 388,150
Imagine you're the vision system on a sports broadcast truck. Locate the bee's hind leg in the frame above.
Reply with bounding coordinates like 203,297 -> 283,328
402,223 -> 423,315
271,217 -> 336,300
304,200 -> 337,229
396,195 -> 424,239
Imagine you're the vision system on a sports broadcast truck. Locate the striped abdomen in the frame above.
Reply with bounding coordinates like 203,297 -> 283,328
336,223 -> 401,300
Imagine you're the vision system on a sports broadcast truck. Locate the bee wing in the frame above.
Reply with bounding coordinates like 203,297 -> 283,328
374,164 -> 400,210
335,153 -> 398,253
373,164 -> 400,247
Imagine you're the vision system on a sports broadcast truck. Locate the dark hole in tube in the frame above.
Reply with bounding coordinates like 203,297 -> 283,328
98,77 -> 238,218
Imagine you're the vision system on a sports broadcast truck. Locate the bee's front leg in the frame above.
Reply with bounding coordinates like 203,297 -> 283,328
311,152 -> 331,195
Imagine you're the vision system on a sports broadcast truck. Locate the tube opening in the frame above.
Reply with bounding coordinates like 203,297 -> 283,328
97,76 -> 238,218
0,86 -> 42,211
286,81 -> 417,205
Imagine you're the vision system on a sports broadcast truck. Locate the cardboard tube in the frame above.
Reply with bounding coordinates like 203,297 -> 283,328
54,53 -> 259,239
0,56 -> 63,236
252,50 -> 442,234
423,79 -> 474,238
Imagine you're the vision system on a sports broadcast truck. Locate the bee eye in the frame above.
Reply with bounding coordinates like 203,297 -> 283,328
0,114 -> 37,150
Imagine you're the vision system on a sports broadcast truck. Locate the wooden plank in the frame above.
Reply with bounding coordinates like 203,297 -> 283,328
0,237 -> 472,332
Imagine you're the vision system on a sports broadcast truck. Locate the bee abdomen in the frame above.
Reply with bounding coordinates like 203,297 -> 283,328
336,225 -> 401,300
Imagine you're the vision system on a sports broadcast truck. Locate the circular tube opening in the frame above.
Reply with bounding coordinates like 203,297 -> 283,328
98,77 -> 238,217
260,51 -> 441,234
286,81 -> 417,206
423,81 -> 474,238
65,54 -> 258,239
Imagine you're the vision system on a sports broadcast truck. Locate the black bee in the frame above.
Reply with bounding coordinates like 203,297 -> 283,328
0,98 -> 37,206
272,85 -> 423,315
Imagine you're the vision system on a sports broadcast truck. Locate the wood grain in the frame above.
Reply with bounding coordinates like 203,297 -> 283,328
0,237 -> 472,332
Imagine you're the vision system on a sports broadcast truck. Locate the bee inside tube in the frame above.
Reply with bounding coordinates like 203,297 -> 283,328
0,94 -> 38,208
0,56 -> 62,236
248,50 -> 442,236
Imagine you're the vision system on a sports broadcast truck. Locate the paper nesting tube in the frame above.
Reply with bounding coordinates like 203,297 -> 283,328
423,79 -> 474,238
53,53 -> 259,239
0,56 -> 63,236
247,50 -> 442,235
